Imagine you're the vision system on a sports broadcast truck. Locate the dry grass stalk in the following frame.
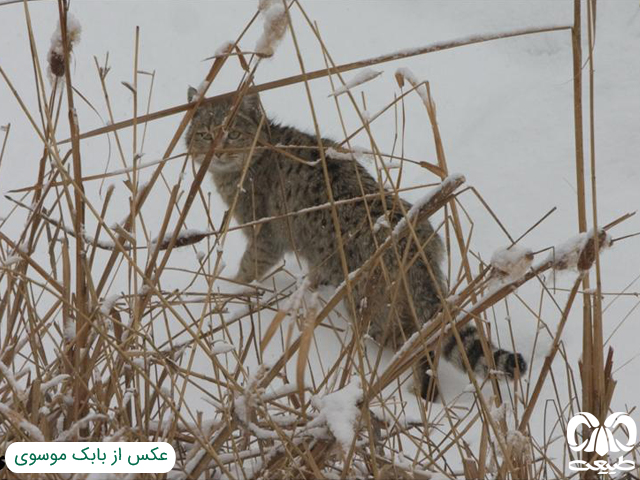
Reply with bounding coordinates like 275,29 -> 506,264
56,22 -> 572,146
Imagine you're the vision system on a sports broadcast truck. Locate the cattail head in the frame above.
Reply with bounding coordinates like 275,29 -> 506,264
47,12 -> 82,81
254,0 -> 288,58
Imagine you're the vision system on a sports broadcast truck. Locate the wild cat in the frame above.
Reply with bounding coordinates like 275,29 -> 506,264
185,88 -> 526,400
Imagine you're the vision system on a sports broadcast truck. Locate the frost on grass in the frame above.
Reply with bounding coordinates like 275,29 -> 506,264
328,69 -> 383,97
311,380 -> 363,452
255,0 -> 288,58
490,245 -> 534,282
47,12 -> 82,80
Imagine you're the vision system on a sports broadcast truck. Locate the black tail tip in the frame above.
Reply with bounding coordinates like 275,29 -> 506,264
494,349 -> 527,379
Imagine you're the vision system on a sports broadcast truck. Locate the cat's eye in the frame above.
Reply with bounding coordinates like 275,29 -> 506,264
227,131 -> 241,140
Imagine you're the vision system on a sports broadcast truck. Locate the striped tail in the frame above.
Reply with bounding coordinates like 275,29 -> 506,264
420,324 -> 526,402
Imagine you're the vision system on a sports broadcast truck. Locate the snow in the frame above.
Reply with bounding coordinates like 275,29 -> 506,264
261,382 -> 299,402
505,429 -> 530,459
1,254 -> 21,267
546,229 -> 612,272
255,0 -> 288,58
151,228 -> 213,249
281,276 -> 310,311
462,384 -> 476,393
56,413 -> 108,441
325,147 -> 357,161
312,380 -> 363,452
0,361 -> 26,402
328,69 -> 383,97
63,320 -> 76,341
391,173 -> 465,237
179,448 -> 206,479
19,419 -> 46,442
0,402 -> 45,440
215,40 -> 235,57
395,67 -> 430,105
234,363 -> 271,425
99,293 -> 120,315
40,374 -> 70,392
190,79 -> 211,102
47,11 -> 81,79
211,341 -> 235,355
490,244 -> 533,280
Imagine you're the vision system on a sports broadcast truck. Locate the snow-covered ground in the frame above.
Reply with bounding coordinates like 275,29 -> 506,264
1,0 -> 639,476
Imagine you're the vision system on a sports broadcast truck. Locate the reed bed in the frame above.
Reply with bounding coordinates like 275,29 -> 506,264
0,1 -> 637,479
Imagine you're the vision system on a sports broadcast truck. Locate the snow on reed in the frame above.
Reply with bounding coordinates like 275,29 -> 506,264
392,173 -> 465,238
311,380 -> 363,452
328,69 -> 383,97
490,245 -> 534,281
547,229 -> 612,272
47,12 -> 82,80
255,0 -> 288,58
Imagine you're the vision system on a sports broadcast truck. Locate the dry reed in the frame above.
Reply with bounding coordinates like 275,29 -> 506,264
0,1 -> 637,479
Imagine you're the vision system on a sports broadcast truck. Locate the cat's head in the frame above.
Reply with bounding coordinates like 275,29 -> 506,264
185,88 -> 263,172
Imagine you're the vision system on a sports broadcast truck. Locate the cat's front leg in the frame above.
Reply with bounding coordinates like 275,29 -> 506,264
233,224 -> 284,284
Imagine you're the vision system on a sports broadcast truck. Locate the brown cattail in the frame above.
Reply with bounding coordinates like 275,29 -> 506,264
47,12 -> 82,81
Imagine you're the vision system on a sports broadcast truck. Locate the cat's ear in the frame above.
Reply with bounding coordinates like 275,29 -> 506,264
240,93 -> 262,120
187,86 -> 198,102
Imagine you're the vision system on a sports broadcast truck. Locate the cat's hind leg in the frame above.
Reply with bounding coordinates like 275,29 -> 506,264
442,324 -> 526,380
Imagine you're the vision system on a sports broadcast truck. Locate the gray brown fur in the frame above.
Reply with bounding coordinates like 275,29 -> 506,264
185,89 -> 526,400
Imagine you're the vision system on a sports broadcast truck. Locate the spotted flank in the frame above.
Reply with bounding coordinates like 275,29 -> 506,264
186,90 -> 526,406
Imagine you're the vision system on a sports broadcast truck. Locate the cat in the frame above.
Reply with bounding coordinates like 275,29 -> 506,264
185,88 -> 526,400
